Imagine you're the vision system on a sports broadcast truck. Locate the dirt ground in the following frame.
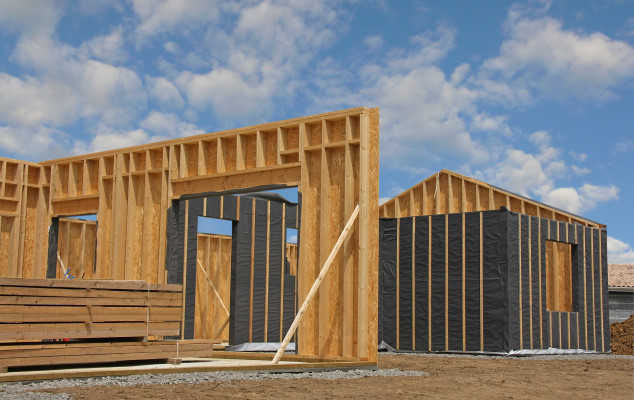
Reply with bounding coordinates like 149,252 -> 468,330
611,315 -> 634,355
42,353 -> 633,400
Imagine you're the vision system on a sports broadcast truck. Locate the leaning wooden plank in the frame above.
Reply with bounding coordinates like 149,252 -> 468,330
272,204 -> 359,364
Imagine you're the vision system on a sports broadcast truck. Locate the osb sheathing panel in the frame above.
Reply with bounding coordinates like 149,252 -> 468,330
379,169 -> 603,228
0,107 -> 379,362
0,159 -> 49,279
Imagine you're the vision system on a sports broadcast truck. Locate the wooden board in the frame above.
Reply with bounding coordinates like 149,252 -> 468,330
0,340 -> 217,369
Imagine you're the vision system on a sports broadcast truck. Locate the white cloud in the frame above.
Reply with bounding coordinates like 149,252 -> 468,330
1,31 -> 146,129
0,73 -> 79,126
163,41 -> 180,54
616,139 -> 634,152
0,125 -> 70,160
364,35 -> 384,51
130,0 -> 221,38
484,147 -> 554,197
147,76 -> 185,110
478,11 -> 634,105
362,65 -> 488,165
176,0 -> 344,122
480,130 -> 619,214
80,27 -> 127,64
571,165 -> 590,175
542,183 -> 619,214
178,68 -> 275,121
140,111 -> 204,137
0,0 -> 63,37
608,236 -> 634,264
73,128 -> 151,154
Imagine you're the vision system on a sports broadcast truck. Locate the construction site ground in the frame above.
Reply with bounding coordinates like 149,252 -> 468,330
3,317 -> 632,399
3,352 -> 625,399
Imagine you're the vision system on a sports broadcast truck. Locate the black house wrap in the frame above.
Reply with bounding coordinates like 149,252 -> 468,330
378,208 -> 610,354
165,192 -> 298,345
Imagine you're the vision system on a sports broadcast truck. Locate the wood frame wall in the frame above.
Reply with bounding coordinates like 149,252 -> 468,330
379,169 -> 603,228
0,107 -> 379,361
0,159 -> 49,279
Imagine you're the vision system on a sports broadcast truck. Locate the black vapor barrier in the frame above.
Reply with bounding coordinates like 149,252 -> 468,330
378,208 -> 610,354
165,192 -> 298,347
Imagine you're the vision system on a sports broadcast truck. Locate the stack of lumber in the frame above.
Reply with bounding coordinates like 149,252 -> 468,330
0,277 -> 222,372
0,277 -> 182,341
0,340 -> 215,370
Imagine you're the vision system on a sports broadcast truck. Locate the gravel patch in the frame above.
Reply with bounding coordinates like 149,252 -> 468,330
0,368 -> 428,399
381,351 -> 634,360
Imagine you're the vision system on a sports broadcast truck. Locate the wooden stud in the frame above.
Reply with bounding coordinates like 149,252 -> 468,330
462,213 -> 466,351
599,229 -> 604,352
412,217 -> 416,350
479,212 -> 483,352
583,226 -> 588,349
428,215 -> 432,351
264,201 -> 271,343
444,214 -> 448,351
590,229 -> 595,351
249,197 -> 256,343
519,214 -> 523,349
528,217 -> 533,349
396,217 -> 400,350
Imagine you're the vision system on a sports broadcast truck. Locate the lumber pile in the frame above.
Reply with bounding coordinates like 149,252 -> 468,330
0,277 -> 182,341
0,340 -> 215,370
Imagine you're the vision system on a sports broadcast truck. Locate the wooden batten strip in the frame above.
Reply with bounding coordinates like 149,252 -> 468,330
445,214 -> 448,351
583,227 -> 587,349
567,312 -> 571,350
412,217 -> 416,350
539,218 -> 543,348
429,215 -> 432,351
462,213 -> 466,351
181,199 -> 189,340
249,197 -> 256,343
479,212 -> 484,352
559,312 -> 562,349
590,229 -> 595,351
396,217 -> 400,350
549,312 -> 553,348
518,214 -> 523,349
528,217 -> 533,349
280,204 -> 286,342
264,201 -> 271,342
599,229 -> 604,352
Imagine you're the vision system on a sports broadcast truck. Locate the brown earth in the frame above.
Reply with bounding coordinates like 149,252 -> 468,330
611,315 -> 634,355
43,353 -> 633,400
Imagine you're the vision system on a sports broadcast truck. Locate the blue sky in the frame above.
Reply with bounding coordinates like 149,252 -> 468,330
0,0 -> 632,263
